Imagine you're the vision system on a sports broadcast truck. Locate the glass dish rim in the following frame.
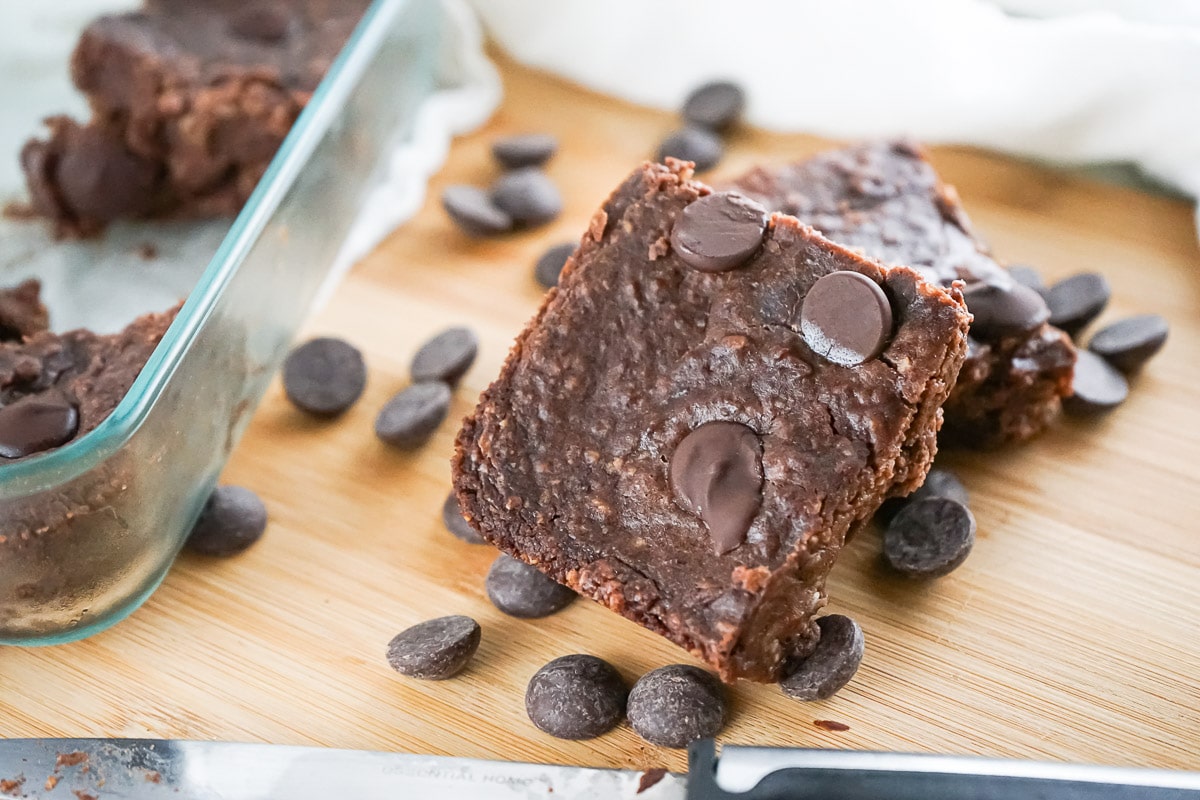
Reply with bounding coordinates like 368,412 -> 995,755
1,0 -> 404,496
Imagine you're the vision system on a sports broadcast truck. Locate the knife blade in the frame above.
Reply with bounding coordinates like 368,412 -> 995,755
3,738 -> 1199,800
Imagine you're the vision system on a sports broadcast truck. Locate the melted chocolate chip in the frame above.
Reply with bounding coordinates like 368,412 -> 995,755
55,126 -> 160,222
1065,350 -> 1129,414
1087,314 -> 1169,373
961,280 -> 1050,338
670,421 -> 763,554
800,271 -> 893,366
670,192 -> 767,273
0,393 -> 79,459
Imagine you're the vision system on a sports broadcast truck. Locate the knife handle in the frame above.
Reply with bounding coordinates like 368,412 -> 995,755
686,740 -> 1200,800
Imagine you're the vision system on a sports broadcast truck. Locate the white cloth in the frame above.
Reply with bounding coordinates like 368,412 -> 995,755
455,0 -> 1200,236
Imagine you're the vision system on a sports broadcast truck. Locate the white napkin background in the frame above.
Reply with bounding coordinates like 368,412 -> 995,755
364,0 -> 1199,256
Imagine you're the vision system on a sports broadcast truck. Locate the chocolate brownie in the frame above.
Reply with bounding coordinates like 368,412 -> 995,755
0,304 -> 178,461
454,161 -> 970,682
728,141 -> 1076,447
21,0 -> 368,235
0,279 -> 50,342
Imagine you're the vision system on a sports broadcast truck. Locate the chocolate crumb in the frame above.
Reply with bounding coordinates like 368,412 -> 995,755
137,242 -> 159,260
637,768 -> 668,793
45,775 -> 59,791
813,719 -> 851,732
0,777 -> 24,793
146,770 -> 162,783
74,791 -> 98,800
56,751 -> 89,768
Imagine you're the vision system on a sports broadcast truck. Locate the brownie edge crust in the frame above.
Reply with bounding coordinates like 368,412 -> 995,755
454,161 -> 970,682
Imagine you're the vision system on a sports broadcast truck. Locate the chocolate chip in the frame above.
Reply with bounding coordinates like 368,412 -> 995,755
229,2 -> 290,41
961,280 -> 1050,338
670,422 -> 762,554
1064,350 -> 1129,415
186,485 -> 268,557
442,185 -> 513,236
670,192 -> 767,273
535,242 -> 575,288
525,654 -> 628,739
627,665 -> 726,748
779,615 -> 864,701
910,468 -> 969,507
0,393 -> 79,459
374,382 -> 452,449
486,554 -> 576,618
490,169 -> 562,227
1046,272 -> 1111,337
801,271 -> 894,366
492,134 -> 558,170
282,337 -> 367,418
656,127 -> 723,172
386,615 -> 481,680
442,491 -> 485,544
1087,314 -> 1168,373
55,126 -> 160,222
883,497 -> 976,578
1007,264 -> 1045,292
682,81 -> 745,132
411,327 -> 478,386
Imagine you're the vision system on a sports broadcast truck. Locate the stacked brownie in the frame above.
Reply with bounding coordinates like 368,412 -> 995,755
728,141 -> 1077,447
21,0 -> 369,235
454,161 -> 971,682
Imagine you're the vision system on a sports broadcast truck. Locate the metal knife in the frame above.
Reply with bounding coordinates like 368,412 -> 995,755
1,738 -> 1197,799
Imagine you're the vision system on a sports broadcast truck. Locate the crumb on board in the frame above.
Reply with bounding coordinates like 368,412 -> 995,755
637,767 -> 668,793
813,719 -> 851,732
56,752 -> 89,768
136,242 -> 159,260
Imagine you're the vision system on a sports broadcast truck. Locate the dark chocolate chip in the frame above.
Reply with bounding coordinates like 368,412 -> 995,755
55,126 -> 160,222
229,2 -> 291,41
1007,264 -> 1045,292
656,127 -> 724,172
535,242 -> 576,289
282,337 -> 367,418
1046,272 -> 1111,337
670,421 -> 763,554
492,134 -> 558,170
779,615 -> 864,701
0,393 -> 79,459
386,615 -> 481,680
627,665 -> 727,749
490,169 -> 562,227
486,554 -> 576,618
1087,314 -> 1169,373
883,497 -> 976,578
1064,350 -> 1129,414
525,654 -> 628,740
442,185 -> 513,236
801,271 -> 894,366
411,327 -> 478,386
442,491 -> 485,544
910,468 -> 969,507
670,192 -> 767,273
374,382 -> 452,449
961,280 -> 1050,338
682,81 -> 745,132
186,485 -> 268,557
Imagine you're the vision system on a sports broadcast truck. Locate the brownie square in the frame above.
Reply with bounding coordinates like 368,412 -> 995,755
21,0 -> 368,235
728,141 -> 1076,447
454,161 -> 970,682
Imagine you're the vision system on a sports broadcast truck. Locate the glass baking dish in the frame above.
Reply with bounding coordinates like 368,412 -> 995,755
0,0 -> 439,644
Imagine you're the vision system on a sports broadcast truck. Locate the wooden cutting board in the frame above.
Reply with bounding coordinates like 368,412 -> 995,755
3,54 -> 1199,777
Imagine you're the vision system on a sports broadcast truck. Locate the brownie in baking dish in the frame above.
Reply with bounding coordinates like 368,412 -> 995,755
21,0 -> 369,235
454,160 -> 970,682
728,140 -> 1076,447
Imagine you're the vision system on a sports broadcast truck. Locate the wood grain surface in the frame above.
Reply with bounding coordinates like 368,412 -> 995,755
2,55 -> 1199,777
